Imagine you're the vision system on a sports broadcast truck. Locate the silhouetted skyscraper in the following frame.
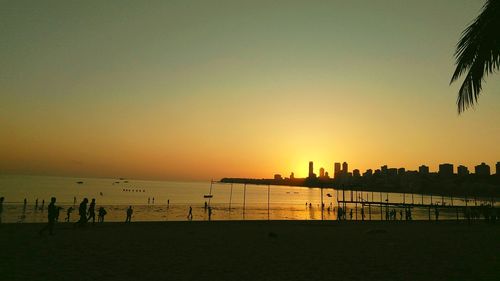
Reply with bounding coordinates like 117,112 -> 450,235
334,162 -> 341,178
342,162 -> 348,174
475,162 -> 490,176
457,165 -> 469,176
308,161 -> 314,178
353,169 -> 360,177
439,163 -> 454,176
319,167 -> 325,178
419,165 -> 429,174
363,169 -> 373,177
381,165 -> 388,175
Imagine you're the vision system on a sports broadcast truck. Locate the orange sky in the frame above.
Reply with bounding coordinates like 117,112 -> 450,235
1,1 -> 499,180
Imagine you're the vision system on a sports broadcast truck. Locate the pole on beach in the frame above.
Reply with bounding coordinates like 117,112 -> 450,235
380,192 -> 383,220
321,187 -> 324,221
243,184 -> 246,220
208,180 -> 213,207
267,184 -> 270,221
355,190 -> 357,221
229,183 -> 233,211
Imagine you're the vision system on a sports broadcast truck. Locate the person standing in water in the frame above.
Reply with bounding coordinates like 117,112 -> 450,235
77,198 -> 88,227
125,206 -> 133,223
98,207 -> 107,223
39,197 -> 58,236
87,199 -> 96,223
187,206 -> 193,221
66,207 -> 74,222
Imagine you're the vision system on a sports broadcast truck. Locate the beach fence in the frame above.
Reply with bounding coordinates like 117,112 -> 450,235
207,181 -> 498,222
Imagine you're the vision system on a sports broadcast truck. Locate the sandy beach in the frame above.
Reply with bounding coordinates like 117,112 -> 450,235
0,221 -> 499,281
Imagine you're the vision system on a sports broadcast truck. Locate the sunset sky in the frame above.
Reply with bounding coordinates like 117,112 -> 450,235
1,0 -> 499,181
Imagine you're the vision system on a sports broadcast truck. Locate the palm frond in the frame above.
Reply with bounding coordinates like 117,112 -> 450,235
451,0 -> 500,113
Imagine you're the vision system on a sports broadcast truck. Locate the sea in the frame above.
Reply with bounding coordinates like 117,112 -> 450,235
0,174 -> 495,223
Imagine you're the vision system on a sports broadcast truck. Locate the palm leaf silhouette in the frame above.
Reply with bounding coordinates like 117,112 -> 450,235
450,0 -> 500,113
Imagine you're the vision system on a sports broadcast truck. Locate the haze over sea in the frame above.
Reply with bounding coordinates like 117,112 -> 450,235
1,174 -> 495,223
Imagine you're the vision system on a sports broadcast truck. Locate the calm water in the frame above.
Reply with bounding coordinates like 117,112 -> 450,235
0,175 -> 495,223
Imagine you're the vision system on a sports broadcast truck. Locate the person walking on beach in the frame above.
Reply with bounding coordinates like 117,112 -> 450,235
88,198 -> 96,223
167,199 -> 170,208
0,197 -> 4,224
23,198 -> 27,210
77,198 -> 88,227
39,197 -> 58,236
187,206 -> 193,221
66,207 -> 74,222
126,206 -> 133,223
98,207 -> 107,223
152,197 -> 155,204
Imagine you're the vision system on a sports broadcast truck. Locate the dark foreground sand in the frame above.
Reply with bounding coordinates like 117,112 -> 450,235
0,221 -> 499,281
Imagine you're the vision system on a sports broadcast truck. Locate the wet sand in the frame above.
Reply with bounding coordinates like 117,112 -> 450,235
0,221 -> 499,281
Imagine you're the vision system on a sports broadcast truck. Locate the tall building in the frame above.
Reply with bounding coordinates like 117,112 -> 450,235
381,165 -> 388,175
342,162 -> 348,173
439,163 -> 454,176
319,167 -> 325,178
475,162 -> 490,176
324,171 -> 330,178
274,174 -> 282,180
308,161 -> 314,178
419,165 -> 429,174
334,162 -> 341,178
496,162 -> 500,175
363,169 -> 373,177
353,169 -> 360,177
387,168 -> 397,176
457,165 -> 469,176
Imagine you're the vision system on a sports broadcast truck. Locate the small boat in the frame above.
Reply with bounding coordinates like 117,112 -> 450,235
203,194 -> 213,198
76,181 -> 84,184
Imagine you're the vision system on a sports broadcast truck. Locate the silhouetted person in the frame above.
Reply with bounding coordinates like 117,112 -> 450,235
0,197 -> 4,224
35,198 -> 38,211
98,207 -> 107,223
88,199 -> 96,223
167,199 -> 170,208
187,206 -> 193,221
349,209 -> 353,220
337,207 -> 343,221
23,198 -> 27,210
77,198 -> 88,227
435,207 -> 440,221
39,197 -> 57,235
152,197 -> 155,204
208,206 -> 212,221
204,201 -> 208,211
41,199 -> 45,212
399,210 -> 403,220
126,206 -> 133,223
66,207 -> 74,222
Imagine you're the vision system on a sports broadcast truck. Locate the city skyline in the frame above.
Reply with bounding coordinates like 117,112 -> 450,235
280,160 -> 500,180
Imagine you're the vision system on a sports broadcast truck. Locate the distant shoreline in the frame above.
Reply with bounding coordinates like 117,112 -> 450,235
220,175 -> 500,198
